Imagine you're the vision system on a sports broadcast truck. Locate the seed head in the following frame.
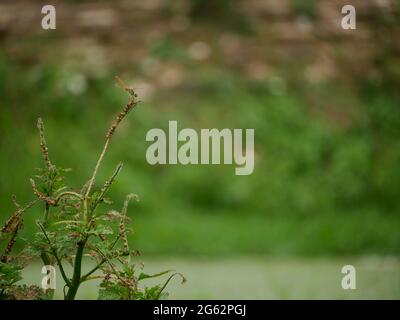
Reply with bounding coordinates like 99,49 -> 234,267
37,118 -> 53,170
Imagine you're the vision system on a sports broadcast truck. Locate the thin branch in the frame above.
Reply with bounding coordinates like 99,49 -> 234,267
119,194 -> 138,260
93,247 -> 126,285
11,195 -> 21,210
155,273 -> 187,300
83,138 -> 110,221
37,222 -> 72,287
81,234 -> 121,281
80,275 -> 104,283
81,259 -> 106,281
31,180 -> 83,210
90,162 -> 123,214
83,78 -> 139,222
55,191 -> 84,203
30,179 -> 57,206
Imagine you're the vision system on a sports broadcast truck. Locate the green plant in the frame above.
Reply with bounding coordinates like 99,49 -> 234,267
290,0 -> 317,20
0,77 -> 185,300
189,0 -> 252,33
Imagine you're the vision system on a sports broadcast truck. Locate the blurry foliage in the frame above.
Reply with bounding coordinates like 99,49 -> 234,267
290,0 -> 317,20
0,46 -> 400,256
150,37 -> 188,62
189,0 -> 253,33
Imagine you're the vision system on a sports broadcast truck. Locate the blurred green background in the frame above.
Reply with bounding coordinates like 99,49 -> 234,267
1,0 -> 400,298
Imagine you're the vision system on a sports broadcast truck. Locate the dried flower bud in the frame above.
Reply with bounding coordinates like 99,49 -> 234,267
37,118 -> 53,170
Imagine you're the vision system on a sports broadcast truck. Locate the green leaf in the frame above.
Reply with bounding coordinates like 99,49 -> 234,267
0,262 -> 22,288
98,281 -> 129,300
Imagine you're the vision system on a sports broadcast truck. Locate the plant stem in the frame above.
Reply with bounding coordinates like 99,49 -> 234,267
37,222 -> 72,287
83,139 -> 110,222
43,203 -> 50,225
81,259 -> 106,281
65,238 -> 86,300
55,191 -> 83,203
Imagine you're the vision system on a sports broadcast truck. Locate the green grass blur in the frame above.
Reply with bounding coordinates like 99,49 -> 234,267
21,257 -> 400,299
1,1 -> 399,301
0,52 -> 399,257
